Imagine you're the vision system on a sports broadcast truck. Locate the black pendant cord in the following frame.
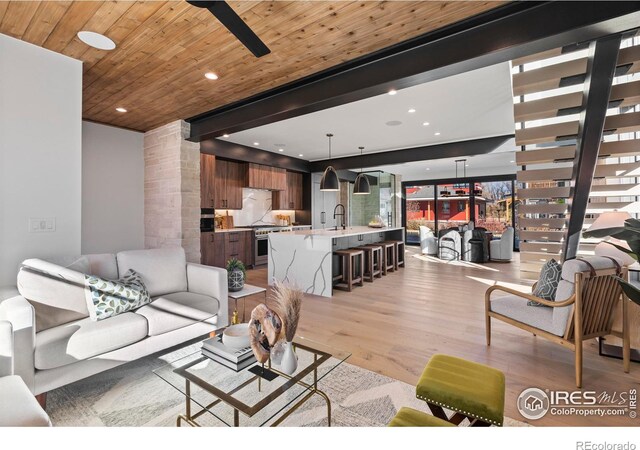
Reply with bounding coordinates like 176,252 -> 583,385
359,146 -> 364,172
326,133 -> 333,165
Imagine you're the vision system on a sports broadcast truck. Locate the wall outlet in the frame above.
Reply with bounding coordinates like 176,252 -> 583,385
29,217 -> 56,233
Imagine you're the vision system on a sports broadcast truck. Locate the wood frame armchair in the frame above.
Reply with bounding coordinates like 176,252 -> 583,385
485,262 -> 629,388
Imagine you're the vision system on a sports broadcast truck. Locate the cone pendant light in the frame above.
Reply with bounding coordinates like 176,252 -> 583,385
320,133 -> 340,191
353,146 -> 371,195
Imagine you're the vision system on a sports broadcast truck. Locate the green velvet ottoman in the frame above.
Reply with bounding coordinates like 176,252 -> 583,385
388,407 -> 455,427
416,354 -> 505,426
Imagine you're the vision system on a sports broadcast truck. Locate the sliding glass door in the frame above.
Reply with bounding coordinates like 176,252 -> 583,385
403,175 -> 517,249
405,185 -> 435,245
436,183 -> 471,233
472,180 -> 513,238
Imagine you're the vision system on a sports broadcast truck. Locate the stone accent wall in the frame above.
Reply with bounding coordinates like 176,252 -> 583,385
144,120 -> 201,263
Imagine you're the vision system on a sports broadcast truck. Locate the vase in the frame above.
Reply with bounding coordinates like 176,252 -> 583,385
270,340 -> 285,366
280,340 -> 298,375
228,269 -> 244,292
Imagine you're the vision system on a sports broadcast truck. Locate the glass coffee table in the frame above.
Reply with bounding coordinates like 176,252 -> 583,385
154,334 -> 350,427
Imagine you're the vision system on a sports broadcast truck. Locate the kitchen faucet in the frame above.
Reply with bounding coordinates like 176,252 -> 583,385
333,204 -> 346,230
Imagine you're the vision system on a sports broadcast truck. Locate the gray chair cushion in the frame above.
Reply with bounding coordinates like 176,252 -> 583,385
135,292 -> 220,336
34,312 -> 148,370
116,248 -> 187,297
490,294 -> 565,336
0,376 -> 51,426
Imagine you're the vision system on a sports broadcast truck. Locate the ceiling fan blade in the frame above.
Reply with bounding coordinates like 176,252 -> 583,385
187,1 -> 270,58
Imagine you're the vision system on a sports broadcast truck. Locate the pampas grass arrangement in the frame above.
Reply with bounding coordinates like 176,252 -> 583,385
270,281 -> 303,342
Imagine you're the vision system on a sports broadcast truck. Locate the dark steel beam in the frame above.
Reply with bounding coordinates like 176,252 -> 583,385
201,139 -> 310,172
188,2 -> 640,141
308,135 -> 513,172
564,34 -> 622,261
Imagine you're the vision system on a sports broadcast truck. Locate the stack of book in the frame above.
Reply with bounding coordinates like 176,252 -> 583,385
201,336 -> 256,371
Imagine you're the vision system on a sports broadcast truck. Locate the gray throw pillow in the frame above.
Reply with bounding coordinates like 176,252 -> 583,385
529,259 -> 562,306
84,269 -> 151,321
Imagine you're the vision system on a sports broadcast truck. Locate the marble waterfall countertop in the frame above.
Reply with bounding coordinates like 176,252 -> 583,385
269,226 -> 405,298
280,226 -> 404,238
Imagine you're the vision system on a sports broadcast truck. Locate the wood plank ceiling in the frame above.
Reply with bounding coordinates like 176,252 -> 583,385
0,1 -> 505,132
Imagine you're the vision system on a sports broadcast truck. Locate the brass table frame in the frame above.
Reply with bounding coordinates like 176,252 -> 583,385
173,342 -> 333,427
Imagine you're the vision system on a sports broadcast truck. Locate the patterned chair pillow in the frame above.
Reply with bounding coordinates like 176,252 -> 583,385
84,269 -> 151,321
529,259 -> 562,306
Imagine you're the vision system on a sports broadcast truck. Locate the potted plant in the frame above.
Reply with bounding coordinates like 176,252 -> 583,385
226,257 -> 246,292
583,216 -> 640,306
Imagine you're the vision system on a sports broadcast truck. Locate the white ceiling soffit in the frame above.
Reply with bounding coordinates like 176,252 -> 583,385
220,62 -> 515,161
365,138 -> 517,182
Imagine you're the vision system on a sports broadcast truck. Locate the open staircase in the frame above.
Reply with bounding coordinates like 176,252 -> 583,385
512,33 -> 640,280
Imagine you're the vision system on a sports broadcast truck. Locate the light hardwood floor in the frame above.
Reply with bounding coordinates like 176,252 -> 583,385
240,246 -> 639,426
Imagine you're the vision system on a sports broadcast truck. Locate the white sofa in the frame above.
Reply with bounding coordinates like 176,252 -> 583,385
0,320 -> 51,426
0,247 -> 228,399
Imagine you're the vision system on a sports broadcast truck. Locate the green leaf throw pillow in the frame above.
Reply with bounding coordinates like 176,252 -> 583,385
529,258 -> 562,306
84,269 -> 151,321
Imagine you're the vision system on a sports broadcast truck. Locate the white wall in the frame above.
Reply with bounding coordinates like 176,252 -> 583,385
82,121 -> 144,254
0,34 -> 82,287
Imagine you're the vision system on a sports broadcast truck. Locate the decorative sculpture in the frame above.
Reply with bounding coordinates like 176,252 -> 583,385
269,282 -> 303,374
249,303 -> 282,364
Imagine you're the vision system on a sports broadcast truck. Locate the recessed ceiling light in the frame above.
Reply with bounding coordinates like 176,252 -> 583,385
77,31 -> 116,50
465,164 -> 469,167
253,142 -> 260,146
298,154 -> 303,157
278,148 -> 284,152
115,107 -> 127,113
434,132 -> 441,136
408,108 -> 416,113
422,122 -> 430,126
388,89 -> 397,96
510,160 -> 515,163
204,72 -> 218,80
425,168 -> 430,171
222,134 -> 230,138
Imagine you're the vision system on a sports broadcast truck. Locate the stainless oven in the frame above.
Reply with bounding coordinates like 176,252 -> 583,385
255,233 -> 269,266
254,226 -> 292,266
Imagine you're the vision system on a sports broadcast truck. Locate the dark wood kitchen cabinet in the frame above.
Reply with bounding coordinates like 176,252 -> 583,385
200,154 -> 216,208
213,159 -> 244,209
245,163 -> 286,191
272,171 -> 303,210
201,230 -> 253,269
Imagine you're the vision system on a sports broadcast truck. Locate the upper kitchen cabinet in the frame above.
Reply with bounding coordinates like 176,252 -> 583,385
272,171 -> 304,210
208,158 -> 244,210
245,163 -> 286,191
200,154 -> 216,209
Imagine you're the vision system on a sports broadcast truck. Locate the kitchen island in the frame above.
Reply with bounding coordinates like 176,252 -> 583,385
268,226 -> 405,297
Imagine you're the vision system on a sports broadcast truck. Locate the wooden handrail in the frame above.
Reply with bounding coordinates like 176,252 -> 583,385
485,284 -> 576,308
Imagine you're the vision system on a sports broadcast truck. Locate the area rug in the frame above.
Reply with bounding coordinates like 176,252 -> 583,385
47,343 -> 527,427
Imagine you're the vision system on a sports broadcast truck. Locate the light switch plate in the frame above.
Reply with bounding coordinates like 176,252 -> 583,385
29,217 -> 56,233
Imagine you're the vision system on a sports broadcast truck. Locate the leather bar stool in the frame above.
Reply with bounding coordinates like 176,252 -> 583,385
359,244 -> 383,282
333,249 -> 364,292
380,242 -> 396,274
